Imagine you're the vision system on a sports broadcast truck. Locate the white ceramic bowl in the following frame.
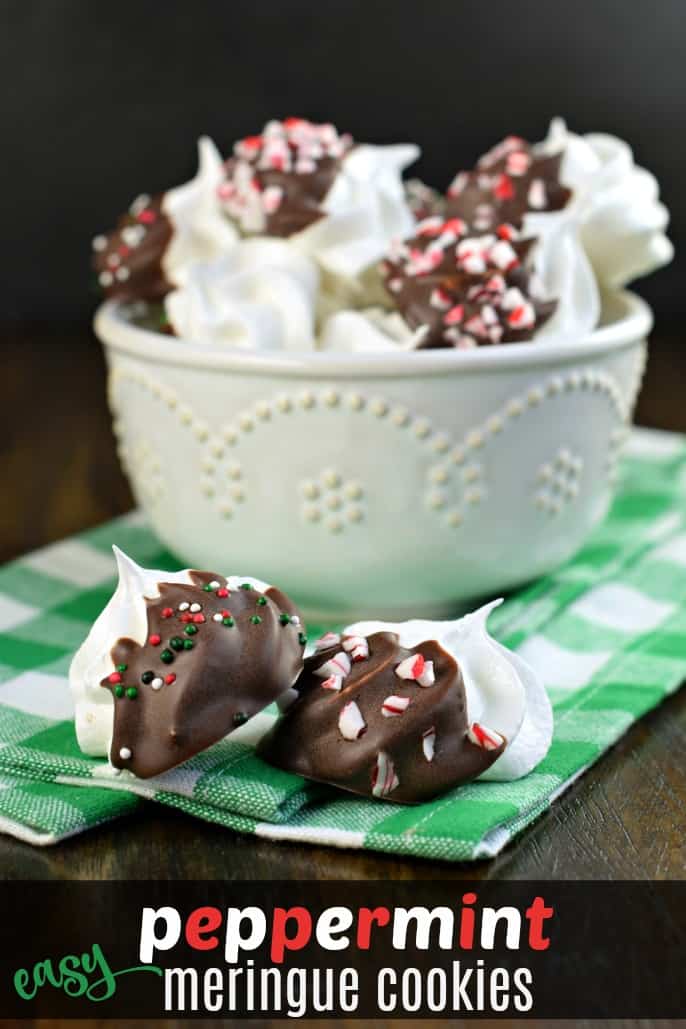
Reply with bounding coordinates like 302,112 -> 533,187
96,291 -> 651,620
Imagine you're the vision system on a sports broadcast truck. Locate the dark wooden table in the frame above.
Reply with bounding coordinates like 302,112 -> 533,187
0,323 -> 684,882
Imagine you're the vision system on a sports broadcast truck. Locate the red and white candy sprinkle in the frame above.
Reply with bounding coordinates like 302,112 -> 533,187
395,653 -> 435,686
381,695 -> 410,717
506,301 -> 536,330
342,635 -> 369,661
314,631 -> 341,652
422,726 -> 436,762
371,751 -> 399,797
430,287 -> 452,310
478,135 -> 526,169
447,171 -> 468,197
489,239 -> 519,271
506,150 -> 532,177
443,304 -> 464,326
528,178 -> 547,210
315,651 -> 351,679
262,185 -> 284,213
320,674 -> 343,692
338,701 -> 366,740
467,722 -> 505,751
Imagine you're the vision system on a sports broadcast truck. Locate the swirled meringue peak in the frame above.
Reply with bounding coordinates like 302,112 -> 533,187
219,117 -> 419,279
259,600 -> 553,803
164,239 -> 319,350
92,137 -> 237,302
540,118 -> 673,287
69,548 -> 306,778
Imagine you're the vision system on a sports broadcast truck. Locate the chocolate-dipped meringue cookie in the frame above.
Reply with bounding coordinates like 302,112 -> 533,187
92,137 -> 236,302
259,601 -> 553,804
383,217 -> 555,348
220,117 -> 419,280
220,117 -> 354,237
70,549 -> 305,778
445,134 -> 572,232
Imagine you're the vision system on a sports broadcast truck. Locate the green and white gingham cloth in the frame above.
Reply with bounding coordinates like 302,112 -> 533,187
0,427 -> 685,860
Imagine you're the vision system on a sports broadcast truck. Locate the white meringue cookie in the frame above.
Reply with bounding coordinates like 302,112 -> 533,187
165,240 -> 319,350
161,137 -> 239,287
345,599 -> 553,781
540,118 -> 673,288
295,143 -> 420,279
69,548 -> 271,759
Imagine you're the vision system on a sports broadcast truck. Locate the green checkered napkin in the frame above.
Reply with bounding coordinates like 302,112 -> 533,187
0,427 -> 684,860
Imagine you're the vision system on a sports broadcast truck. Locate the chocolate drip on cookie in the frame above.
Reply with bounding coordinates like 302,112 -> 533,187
258,629 -> 505,804
100,573 -> 305,778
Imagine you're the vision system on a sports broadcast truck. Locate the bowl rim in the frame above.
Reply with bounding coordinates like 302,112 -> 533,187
95,289 -> 652,380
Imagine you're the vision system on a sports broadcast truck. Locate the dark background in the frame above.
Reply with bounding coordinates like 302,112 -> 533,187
0,0 -> 684,324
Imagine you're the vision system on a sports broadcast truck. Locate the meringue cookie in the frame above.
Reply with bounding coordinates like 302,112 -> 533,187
69,549 -> 305,776
346,600 -> 552,782
443,131 -> 600,341
260,600 -> 552,803
540,118 -> 673,288
220,118 -> 419,284
165,240 -> 319,350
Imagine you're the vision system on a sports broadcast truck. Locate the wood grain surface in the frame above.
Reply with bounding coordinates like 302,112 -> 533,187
0,325 -> 684,884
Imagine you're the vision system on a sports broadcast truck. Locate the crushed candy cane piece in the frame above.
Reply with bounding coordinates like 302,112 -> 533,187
506,150 -> 532,177
315,651 -> 351,678
422,726 -> 436,762
371,751 -> 399,797
528,178 -> 547,210
417,660 -> 435,687
321,674 -> 343,691
395,653 -> 426,681
342,634 -> 366,653
489,239 -> 520,271
262,185 -> 284,213
382,695 -> 411,717
314,631 -> 342,652
338,701 -> 366,740
507,301 -> 536,329
430,287 -> 452,310
467,722 -> 505,751
444,304 -> 464,326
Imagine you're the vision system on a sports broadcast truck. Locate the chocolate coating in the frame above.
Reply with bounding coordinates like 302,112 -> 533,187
445,135 -> 571,232
101,573 -> 305,778
223,154 -> 341,237
258,632 -> 505,804
92,194 -> 173,302
404,177 -> 446,223
220,118 -> 353,237
384,220 -> 555,348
